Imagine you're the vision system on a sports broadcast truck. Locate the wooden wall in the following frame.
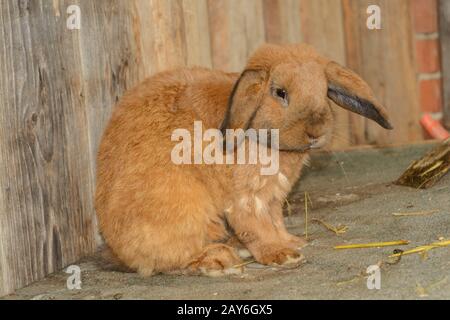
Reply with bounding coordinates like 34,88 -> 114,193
0,0 -> 422,295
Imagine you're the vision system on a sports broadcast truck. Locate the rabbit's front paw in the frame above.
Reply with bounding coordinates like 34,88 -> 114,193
254,244 -> 305,267
286,234 -> 308,250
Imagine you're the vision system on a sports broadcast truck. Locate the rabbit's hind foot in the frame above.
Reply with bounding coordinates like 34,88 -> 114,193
186,243 -> 243,277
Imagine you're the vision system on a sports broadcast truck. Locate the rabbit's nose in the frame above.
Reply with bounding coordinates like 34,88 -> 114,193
306,132 -> 319,140
307,133 -> 327,149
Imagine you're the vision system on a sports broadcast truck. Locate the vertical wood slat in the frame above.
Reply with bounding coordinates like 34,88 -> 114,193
132,0 -> 212,74
263,0 -> 302,44
0,0 -> 98,295
341,0 -> 366,144
132,0 -> 187,74
299,0 -> 351,148
439,0 -> 450,129
181,0 -> 213,68
342,0 -> 422,145
77,0 -> 146,251
207,0 -> 266,72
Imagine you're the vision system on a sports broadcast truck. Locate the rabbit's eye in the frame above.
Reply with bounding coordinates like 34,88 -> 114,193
272,87 -> 289,107
276,88 -> 287,99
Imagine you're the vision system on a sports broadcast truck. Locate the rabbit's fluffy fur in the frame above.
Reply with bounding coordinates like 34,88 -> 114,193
96,44 -> 391,276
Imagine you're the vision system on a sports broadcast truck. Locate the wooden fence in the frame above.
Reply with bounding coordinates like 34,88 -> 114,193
0,0 -> 433,295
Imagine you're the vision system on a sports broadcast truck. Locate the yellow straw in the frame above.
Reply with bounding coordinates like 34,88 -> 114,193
392,210 -> 438,216
334,240 -> 410,250
312,218 -> 348,235
389,240 -> 450,258
304,192 -> 308,240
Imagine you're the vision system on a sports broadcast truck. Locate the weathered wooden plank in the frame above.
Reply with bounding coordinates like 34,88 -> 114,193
439,0 -> 450,129
0,0 -> 98,295
341,0 -> 367,144
132,0 -> 188,74
207,0 -> 266,72
342,0 -> 422,145
131,0 -> 212,72
181,0 -> 213,68
77,0 -> 143,167
299,0 -> 351,149
75,0 -> 148,253
263,0 -> 302,44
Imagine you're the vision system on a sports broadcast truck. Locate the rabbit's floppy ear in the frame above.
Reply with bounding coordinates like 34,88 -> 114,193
325,61 -> 393,129
220,69 -> 268,133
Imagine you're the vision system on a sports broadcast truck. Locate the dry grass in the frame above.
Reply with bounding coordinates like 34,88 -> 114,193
334,240 -> 410,250
311,218 -> 348,235
389,239 -> 450,258
395,138 -> 449,189
391,209 -> 438,217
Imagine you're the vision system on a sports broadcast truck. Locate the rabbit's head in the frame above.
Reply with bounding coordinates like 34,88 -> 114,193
220,44 -> 392,152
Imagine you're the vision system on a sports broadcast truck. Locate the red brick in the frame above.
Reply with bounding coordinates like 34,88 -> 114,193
411,0 -> 438,33
419,78 -> 443,112
415,39 -> 441,73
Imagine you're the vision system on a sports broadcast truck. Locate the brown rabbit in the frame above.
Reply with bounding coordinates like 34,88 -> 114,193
95,44 -> 392,276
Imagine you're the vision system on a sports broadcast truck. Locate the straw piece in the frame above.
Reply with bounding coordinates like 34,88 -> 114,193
232,260 -> 256,269
304,192 -> 309,240
392,209 -> 438,217
395,138 -> 450,189
415,276 -> 448,297
334,240 -> 410,250
336,275 -> 363,286
305,192 -> 313,208
420,161 -> 443,177
312,218 -> 348,235
415,283 -> 428,297
389,239 -> 450,258
285,198 -> 292,218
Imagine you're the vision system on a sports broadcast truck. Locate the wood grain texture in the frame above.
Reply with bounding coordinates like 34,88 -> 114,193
342,0 -> 422,145
78,0 -> 143,175
439,0 -> 450,129
132,0 -> 212,72
341,0 -> 366,144
0,0 -> 98,295
299,0 -> 351,148
181,0 -> 213,68
207,0 -> 266,72
77,0 -> 147,254
134,0 -> 187,73
263,0 -> 302,44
